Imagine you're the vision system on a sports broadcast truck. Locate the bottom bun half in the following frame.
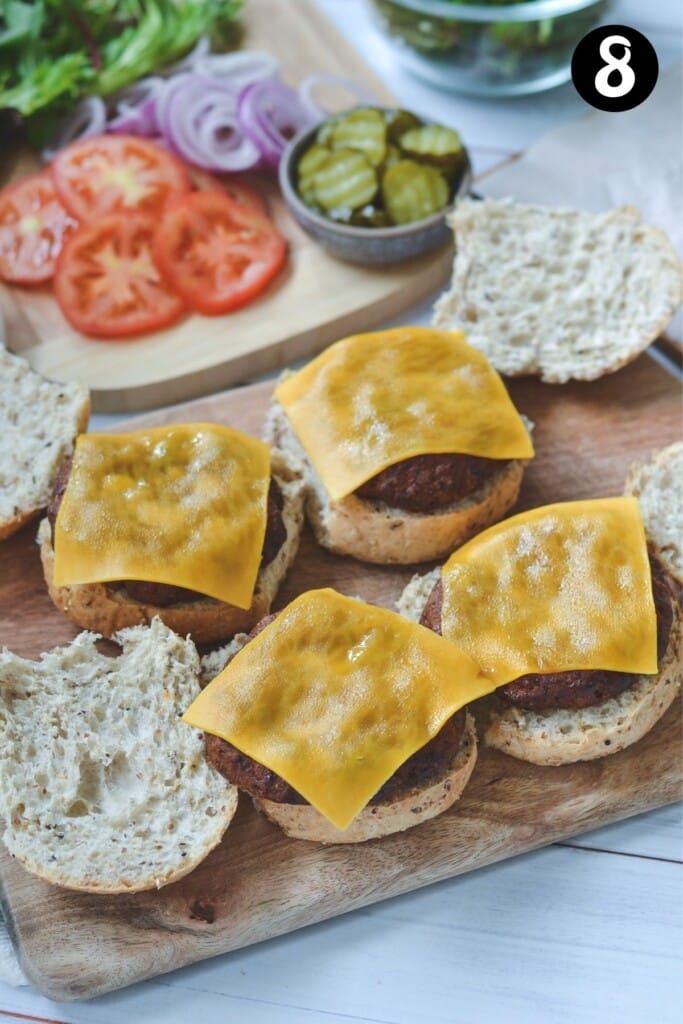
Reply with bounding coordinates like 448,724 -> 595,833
268,400 -> 529,565
38,470 -> 304,645
253,712 -> 477,844
484,608 -> 682,766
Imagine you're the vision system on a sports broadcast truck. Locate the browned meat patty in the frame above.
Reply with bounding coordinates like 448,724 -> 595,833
419,557 -> 673,711
206,709 -> 467,806
355,453 -> 507,513
48,457 -> 287,607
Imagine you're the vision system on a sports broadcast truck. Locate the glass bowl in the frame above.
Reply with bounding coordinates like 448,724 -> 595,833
367,0 -> 612,96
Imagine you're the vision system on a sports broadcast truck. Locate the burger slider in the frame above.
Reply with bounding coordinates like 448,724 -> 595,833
39,423 -> 303,644
183,589 -> 497,844
399,497 -> 681,765
268,326 -> 534,565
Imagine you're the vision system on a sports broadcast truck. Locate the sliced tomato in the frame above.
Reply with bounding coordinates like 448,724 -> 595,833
153,191 -> 287,316
0,172 -> 79,284
187,166 -> 267,217
51,134 -> 190,221
54,214 -> 186,339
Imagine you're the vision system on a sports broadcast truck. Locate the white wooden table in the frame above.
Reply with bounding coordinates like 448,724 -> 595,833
1,1 -> 681,1020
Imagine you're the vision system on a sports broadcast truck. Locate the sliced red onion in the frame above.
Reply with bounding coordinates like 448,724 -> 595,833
42,96 -> 107,161
108,76 -> 163,135
157,73 -> 261,171
194,50 -> 280,87
166,35 -> 212,74
238,79 -> 316,169
298,74 -> 379,120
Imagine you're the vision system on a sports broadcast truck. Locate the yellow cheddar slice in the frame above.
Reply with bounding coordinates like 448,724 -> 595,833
441,497 -> 658,686
183,589 -> 493,830
275,327 -> 534,502
54,424 -> 270,610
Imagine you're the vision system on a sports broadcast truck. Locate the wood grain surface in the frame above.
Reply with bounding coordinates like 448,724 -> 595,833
0,351 -> 681,1001
0,0 -> 452,414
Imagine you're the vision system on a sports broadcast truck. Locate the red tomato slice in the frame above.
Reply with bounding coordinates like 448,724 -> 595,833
153,191 -> 287,316
187,167 -> 267,217
51,134 -> 190,221
54,214 -> 186,339
0,171 -> 79,284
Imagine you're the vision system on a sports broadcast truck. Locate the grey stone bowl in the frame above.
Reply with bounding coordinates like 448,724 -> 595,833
279,119 -> 472,266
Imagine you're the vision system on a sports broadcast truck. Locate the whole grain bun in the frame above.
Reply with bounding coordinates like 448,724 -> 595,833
38,460 -> 304,645
254,712 -> 477,844
0,349 -> 90,541
433,199 -> 683,383
0,618 -> 237,893
625,442 -> 683,587
483,608 -> 681,765
267,400 -> 529,565
397,568 -> 682,766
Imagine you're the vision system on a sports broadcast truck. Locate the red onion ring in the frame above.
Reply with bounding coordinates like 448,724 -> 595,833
157,73 -> 261,171
194,51 -> 280,87
238,79 -> 315,169
298,74 -> 378,119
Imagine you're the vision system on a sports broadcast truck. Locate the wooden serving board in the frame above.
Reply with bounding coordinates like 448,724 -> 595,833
0,352 -> 681,1001
0,0 -> 452,414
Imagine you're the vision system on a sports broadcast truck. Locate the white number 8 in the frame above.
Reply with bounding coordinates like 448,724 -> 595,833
595,35 -> 636,98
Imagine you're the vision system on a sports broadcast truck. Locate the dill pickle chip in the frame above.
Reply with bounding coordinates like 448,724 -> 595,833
330,108 -> 387,167
399,124 -> 464,178
383,143 -> 402,172
382,160 -> 449,225
313,149 -> 378,213
385,108 -> 422,144
297,144 -> 332,204
315,119 -> 336,147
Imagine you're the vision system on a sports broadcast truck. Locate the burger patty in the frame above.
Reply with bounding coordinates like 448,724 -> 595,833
205,710 -> 467,806
47,456 -> 287,607
419,557 -> 673,711
355,453 -> 507,513
205,611 -> 468,805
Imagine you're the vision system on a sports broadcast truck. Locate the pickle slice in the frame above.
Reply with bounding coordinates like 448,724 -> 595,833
330,108 -> 387,167
382,160 -> 449,225
385,108 -> 422,144
399,124 -> 464,179
382,143 -> 402,172
297,144 -> 332,204
313,149 -> 378,213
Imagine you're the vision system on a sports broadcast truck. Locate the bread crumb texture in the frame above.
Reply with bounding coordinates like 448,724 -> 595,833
0,618 -> 237,892
625,442 -> 683,586
0,349 -> 89,540
433,199 -> 683,382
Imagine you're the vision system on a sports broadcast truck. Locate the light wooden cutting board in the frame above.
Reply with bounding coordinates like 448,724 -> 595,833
0,352 -> 680,1001
0,0 -> 452,413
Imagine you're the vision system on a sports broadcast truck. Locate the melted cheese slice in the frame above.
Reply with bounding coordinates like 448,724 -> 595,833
54,424 -> 270,610
183,589 -> 493,830
441,497 -> 658,685
275,327 -> 534,502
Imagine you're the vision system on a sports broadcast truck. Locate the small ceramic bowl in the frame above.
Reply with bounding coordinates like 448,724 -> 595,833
279,119 -> 472,266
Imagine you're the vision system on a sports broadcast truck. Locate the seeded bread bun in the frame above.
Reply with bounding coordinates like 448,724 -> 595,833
267,400 -> 529,565
254,713 -> 477,844
625,442 -> 683,588
482,617 -> 681,765
0,349 -> 90,541
398,566 -> 681,766
38,458 -> 304,645
433,199 -> 683,383
0,618 -> 237,893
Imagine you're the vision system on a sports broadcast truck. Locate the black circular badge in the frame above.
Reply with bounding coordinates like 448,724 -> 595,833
571,25 -> 658,112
